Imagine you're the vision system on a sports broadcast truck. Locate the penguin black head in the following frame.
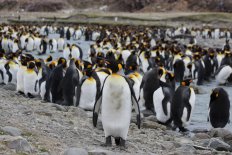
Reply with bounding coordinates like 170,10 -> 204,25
27,61 -> 35,70
96,59 -> 105,68
48,61 -> 56,70
83,61 -> 92,70
35,59 -> 42,69
46,55 -> 52,62
84,68 -> 93,77
0,52 -> 4,58
97,52 -> 105,58
58,57 -> 67,68
166,72 -> 175,81
106,51 -> 115,61
106,60 -> 123,73
210,88 -> 221,100
181,79 -> 193,86
158,67 -> 165,77
75,59 -> 82,70
83,61 -> 93,77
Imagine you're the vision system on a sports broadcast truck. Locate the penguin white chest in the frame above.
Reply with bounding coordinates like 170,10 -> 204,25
101,75 -> 132,139
79,78 -> 97,110
181,88 -> 195,126
23,72 -> 38,96
153,87 -> 171,123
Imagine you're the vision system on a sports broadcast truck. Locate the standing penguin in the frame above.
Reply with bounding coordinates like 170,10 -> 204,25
16,55 -> 28,94
93,60 -> 140,147
140,67 -> 167,112
171,79 -> 195,132
63,44 -> 71,60
71,44 -> 83,60
49,39 -> 57,53
57,37 -> 65,52
59,59 -> 80,106
66,28 -> 71,40
39,37 -> 47,55
208,88 -> 230,128
25,36 -> 34,52
12,39 -> 19,53
76,62 -> 101,110
153,72 -> 175,125
215,65 -> 232,85
23,61 -> 38,98
48,57 -> 67,103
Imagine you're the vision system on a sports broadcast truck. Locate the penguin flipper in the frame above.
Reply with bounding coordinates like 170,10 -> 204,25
186,103 -> 192,122
93,94 -> 102,127
77,46 -> 83,60
75,75 -> 88,106
124,76 -> 141,129
161,87 -> 171,116
0,70 -> 4,81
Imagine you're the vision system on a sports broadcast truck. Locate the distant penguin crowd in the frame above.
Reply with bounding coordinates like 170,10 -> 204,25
0,23 -> 231,147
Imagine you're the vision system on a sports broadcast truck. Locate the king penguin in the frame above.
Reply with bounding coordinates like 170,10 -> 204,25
208,87 -> 230,128
153,72 -> 175,125
171,79 -> 195,132
76,61 -> 101,110
59,58 -> 80,106
23,61 -> 38,98
93,60 -> 140,147
48,57 -> 67,103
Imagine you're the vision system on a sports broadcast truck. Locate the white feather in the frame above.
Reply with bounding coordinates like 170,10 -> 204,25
215,66 -> 232,84
23,70 -> 38,96
102,75 -> 132,139
79,78 -> 97,110
153,87 -> 171,123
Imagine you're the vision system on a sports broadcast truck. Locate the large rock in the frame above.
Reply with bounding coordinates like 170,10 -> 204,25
88,149 -> 115,155
63,147 -> 88,155
5,136 -> 32,153
1,126 -> 22,136
142,120 -> 166,130
209,128 -> 232,140
170,144 -> 196,155
209,128 -> 232,147
192,133 -> 210,140
2,83 -> 16,91
207,138 -> 231,152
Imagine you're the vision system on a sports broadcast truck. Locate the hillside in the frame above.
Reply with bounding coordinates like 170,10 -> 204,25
0,0 -> 232,12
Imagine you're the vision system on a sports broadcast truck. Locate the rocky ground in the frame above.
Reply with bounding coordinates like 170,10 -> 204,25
0,84 -> 232,155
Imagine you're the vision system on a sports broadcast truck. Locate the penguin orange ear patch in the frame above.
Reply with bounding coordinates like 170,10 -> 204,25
118,64 -> 122,70
87,64 -> 92,69
181,82 -> 186,86
216,93 -> 219,98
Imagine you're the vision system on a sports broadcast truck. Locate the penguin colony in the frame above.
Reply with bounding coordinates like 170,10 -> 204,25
0,24 -> 231,147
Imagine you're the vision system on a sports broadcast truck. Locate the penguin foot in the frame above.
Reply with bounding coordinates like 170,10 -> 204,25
0,83 -> 5,85
27,93 -> 35,98
16,91 -> 24,95
115,137 -> 120,146
101,136 -> 112,147
179,127 -> 189,132
119,138 -> 126,148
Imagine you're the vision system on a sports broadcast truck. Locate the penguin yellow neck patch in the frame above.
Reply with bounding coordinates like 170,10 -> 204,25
26,69 -> 34,73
